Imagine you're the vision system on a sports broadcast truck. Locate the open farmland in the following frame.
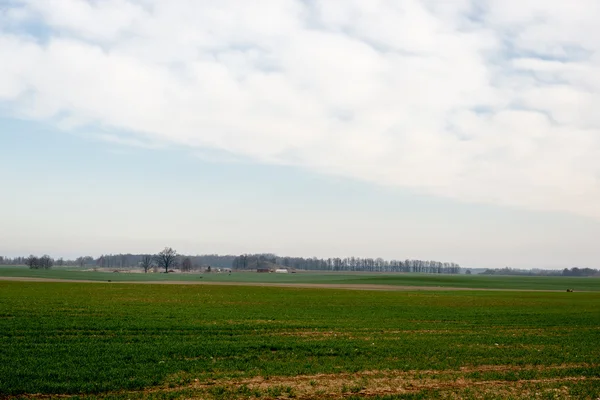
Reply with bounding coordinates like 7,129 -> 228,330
1,266 -> 600,291
1,281 -> 599,399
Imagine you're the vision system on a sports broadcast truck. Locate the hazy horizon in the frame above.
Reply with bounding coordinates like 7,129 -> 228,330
2,1 -> 600,269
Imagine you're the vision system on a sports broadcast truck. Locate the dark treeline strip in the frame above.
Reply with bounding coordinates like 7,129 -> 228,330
481,267 -> 600,277
1,253 -> 460,274
232,254 -> 461,274
4,254 -> 598,276
94,254 -> 236,270
0,254 -> 236,270
23,255 -> 54,269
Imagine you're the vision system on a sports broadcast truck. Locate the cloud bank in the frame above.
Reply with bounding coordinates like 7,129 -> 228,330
1,0 -> 600,218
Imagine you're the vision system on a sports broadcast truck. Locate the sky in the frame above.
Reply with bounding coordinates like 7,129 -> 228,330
1,0 -> 599,269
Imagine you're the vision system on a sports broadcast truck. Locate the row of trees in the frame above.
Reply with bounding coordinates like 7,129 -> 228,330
25,255 -> 54,269
131,248 -> 194,273
15,248 -> 187,273
138,248 -> 203,273
8,253 -> 597,276
94,253 -> 235,270
1,250 -> 234,273
481,267 -> 600,277
0,255 -> 85,267
562,267 -> 599,277
4,251 -> 460,274
0,254 -> 236,269
138,248 -> 220,273
232,254 -> 461,274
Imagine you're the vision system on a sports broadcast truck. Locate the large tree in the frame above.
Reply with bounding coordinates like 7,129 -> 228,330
155,247 -> 177,273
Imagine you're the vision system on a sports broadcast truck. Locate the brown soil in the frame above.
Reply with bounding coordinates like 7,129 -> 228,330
144,363 -> 599,399
11,363 -> 595,399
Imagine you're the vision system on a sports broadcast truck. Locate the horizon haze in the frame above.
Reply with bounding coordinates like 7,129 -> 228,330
1,1 -> 600,269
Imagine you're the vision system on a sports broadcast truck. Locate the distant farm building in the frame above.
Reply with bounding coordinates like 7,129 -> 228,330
257,268 -> 270,273
275,269 -> 289,274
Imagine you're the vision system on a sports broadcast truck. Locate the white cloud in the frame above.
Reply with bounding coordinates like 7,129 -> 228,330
1,0 -> 600,218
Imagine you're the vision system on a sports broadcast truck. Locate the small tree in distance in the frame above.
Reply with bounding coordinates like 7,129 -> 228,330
181,257 -> 192,272
140,255 -> 153,273
39,255 -> 53,269
26,255 -> 39,269
25,255 -> 53,269
155,247 -> 177,273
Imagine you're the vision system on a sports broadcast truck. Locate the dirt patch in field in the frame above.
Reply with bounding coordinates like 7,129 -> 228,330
9,363 -> 597,399
157,363 -> 599,399
175,363 -> 596,398
271,330 -> 347,338
270,328 -> 469,339
0,276 -> 570,292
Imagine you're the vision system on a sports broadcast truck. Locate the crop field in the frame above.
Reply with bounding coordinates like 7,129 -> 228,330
2,266 -> 600,291
1,281 -> 599,399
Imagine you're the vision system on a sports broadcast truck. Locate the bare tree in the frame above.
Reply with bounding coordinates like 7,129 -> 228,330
155,247 -> 177,273
181,257 -> 192,272
120,254 -> 128,268
140,254 -> 153,273
26,255 -> 39,269
39,255 -> 53,269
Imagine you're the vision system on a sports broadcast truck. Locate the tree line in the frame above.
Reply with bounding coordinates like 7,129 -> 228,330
24,255 -> 54,269
232,254 -> 461,274
4,248 -> 228,274
2,251 -> 460,274
0,253 -> 236,270
98,248 -> 224,274
561,267 -> 600,277
94,253 -> 235,270
481,267 -> 599,277
7,253 -> 600,276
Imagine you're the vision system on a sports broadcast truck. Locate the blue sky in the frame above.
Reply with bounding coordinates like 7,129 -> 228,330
1,1 -> 599,268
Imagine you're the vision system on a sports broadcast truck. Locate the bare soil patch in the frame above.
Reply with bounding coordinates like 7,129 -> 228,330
162,363 -> 596,399
12,363 -> 591,399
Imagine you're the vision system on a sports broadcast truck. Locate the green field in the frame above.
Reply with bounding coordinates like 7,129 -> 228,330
2,266 -> 600,291
1,281 -> 599,399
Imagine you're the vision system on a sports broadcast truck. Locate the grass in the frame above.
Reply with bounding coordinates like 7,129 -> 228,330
2,266 -> 600,291
1,281 -> 599,399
